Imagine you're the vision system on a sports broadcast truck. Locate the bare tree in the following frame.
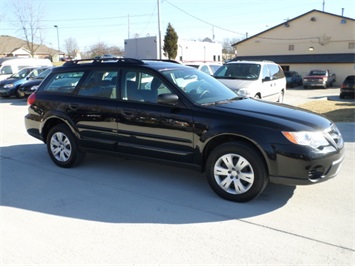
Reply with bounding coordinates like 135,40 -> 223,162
12,0 -> 45,57
222,37 -> 239,61
65,37 -> 79,59
83,42 -> 124,59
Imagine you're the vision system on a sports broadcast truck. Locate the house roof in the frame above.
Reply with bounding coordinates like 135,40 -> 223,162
232,10 -> 355,47
0,35 -> 63,56
232,53 -> 355,64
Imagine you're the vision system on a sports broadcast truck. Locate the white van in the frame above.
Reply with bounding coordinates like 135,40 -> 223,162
0,58 -> 52,81
214,60 -> 286,102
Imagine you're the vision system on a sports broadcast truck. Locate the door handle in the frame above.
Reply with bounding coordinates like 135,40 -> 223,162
123,111 -> 134,116
68,104 -> 79,110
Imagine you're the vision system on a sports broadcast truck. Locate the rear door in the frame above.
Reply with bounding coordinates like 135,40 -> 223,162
41,69 -> 119,151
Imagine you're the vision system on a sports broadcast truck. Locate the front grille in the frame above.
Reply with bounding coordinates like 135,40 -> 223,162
324,124 -> 344,149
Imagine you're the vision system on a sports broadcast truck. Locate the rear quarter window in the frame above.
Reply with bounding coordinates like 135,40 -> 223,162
41,72 -> 85,94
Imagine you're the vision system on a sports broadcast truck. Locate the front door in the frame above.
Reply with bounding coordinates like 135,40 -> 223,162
116,70 -> 195,163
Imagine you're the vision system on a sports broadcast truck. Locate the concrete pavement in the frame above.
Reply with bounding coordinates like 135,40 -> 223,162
0,97 -> 354,265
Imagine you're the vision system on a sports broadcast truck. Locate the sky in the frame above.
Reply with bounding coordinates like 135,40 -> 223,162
1,0 -> 354,53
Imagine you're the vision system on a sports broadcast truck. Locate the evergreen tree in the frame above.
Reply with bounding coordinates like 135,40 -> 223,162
163,23 -> 178,60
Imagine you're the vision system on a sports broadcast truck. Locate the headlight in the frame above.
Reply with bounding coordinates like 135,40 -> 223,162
4,84 -> 14,89
282,131 -> 329,149
236,89 -> 250,97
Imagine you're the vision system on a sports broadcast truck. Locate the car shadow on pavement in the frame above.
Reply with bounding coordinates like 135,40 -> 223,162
0,97 -> 27,106
1,143 -> 296,224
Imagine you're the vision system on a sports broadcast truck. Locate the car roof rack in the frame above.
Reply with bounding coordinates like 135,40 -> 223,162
143,59 -> 181,64
63,57 -> 144,66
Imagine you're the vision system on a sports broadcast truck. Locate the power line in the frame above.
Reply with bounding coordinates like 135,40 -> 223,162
2,13 -> 152,23
164,0 -> 246,36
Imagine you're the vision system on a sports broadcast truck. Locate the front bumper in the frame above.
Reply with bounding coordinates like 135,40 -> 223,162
303,81 -> 325,87
269,152 -> 344,185
0,88 -> 14,97
268,141 -> 345,186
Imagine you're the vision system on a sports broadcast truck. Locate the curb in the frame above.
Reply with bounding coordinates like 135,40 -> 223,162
327,95 -> 355,104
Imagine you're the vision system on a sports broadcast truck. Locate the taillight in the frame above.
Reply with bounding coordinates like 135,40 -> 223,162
27,93 -> 36,105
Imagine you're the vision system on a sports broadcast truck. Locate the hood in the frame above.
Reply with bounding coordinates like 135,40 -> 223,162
20,79 -> 42,87
0,79 -> 26,87
215,78 -> 255,91
0,78 -> 21,85
211,98 -> 332,131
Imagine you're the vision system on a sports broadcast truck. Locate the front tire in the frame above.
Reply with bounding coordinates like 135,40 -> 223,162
206,142 -> 268,202
46,124 -> 85,168
277,90 -> 284,103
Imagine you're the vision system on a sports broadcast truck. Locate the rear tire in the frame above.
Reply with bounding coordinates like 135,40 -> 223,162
206,142 -> 268,202
46,124 -> 85,168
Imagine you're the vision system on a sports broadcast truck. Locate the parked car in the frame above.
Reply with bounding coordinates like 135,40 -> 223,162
0,57 -> 52,81
303,69 -> 336,89
284,71 -> 302,87
339,75 -> 355,99
213,60 -> 286,102
25,58 -> 344,202
186,62 -> 222,75
0,66 -> 50,98
0,67 -> 35,98
18,67 -> 53,97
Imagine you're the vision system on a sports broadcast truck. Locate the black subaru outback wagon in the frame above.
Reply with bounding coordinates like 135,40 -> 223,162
25,58 -> 344,202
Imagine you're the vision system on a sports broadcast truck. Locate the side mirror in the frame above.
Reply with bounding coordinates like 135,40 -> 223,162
263,76 -> 271,82
157,93 -> 179,104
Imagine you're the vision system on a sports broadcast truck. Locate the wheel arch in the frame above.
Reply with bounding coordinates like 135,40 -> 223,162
41,116 -> 78,144
201,134 -> 269,174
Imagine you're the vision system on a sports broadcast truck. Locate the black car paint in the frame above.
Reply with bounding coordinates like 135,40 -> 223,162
25,60 -> 344,196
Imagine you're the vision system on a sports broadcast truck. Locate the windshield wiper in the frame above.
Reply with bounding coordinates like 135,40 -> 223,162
201,97 -> 242,106
214,76 -> 239,79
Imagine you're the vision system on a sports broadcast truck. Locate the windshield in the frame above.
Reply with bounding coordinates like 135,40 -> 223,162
10,68 -> 33,79
161,68 -> 238,105
36,68 -> 52,79
214,63 -> 261,80
309,70 -> 326,76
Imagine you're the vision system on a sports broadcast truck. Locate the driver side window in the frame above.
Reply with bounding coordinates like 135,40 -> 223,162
121,71 -> 172,103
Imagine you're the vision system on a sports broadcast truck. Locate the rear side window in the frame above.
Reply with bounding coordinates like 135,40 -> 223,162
42,72 -> 85,94
77,70 -> 118,99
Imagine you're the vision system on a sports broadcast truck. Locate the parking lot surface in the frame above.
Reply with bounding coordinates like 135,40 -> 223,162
1,88 -> 354,265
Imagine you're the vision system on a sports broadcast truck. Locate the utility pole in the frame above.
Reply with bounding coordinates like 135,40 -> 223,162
54,25 -> 60,58
157,0 -> 162,59
128,14 -> 130,39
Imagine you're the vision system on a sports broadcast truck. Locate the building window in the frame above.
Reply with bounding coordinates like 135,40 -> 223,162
348,42 -> 355,49
289,45 -> 294,51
